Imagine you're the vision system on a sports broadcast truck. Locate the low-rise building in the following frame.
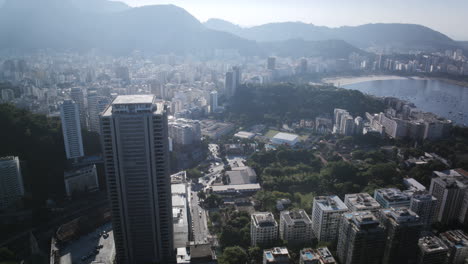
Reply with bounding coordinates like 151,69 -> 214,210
210,183 -> 261,195
271,132 -> 299,146
299,248 -> 321,264
200,119 -> 235,139
279,210 -> 313,244
316,247 -> 336,264
64,164 -> 99,197
264,247 -> 290,264
234,131 -> 256,140
251,212 -> 278,246
226,166 -> 257,185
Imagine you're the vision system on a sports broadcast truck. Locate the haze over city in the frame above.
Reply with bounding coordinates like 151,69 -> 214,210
115,0 -> 468,40
0,0 -> 468,264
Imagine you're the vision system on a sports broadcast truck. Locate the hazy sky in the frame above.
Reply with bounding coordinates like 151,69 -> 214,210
115,0 -> 468,40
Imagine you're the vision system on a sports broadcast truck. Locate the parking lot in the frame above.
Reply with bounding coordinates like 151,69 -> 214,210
59,223 -> 115,264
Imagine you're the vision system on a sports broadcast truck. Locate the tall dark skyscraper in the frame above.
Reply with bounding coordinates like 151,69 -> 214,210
100,95 -> 175,264
225,71 -> 235,97
267,56 -> 276,70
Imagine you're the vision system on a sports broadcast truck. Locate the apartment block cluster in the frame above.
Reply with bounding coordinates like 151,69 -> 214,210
262,246 -> 336,264
168,118 -> 202,147
333,98 -> 452,141
251,168 -> 468,264
333,108 -> 364,136
365,98 -> 452,140
378,50 -> 467,75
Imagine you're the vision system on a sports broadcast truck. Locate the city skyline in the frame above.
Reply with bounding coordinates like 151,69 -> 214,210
114,0 -> 468,40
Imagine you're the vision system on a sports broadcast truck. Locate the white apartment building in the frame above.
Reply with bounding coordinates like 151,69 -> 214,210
251,212 -> 278,246
312,196 -> 348,242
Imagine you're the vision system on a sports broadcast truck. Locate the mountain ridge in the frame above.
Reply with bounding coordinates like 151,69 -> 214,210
0,0 -> 367,58
205,18 -> 459,52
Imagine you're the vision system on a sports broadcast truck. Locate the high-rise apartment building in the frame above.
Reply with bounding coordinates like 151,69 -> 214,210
279,210 -> 313,244
417,235 -> 449,264
340,114 -> 355,136
233,66 -> 242,89
0,156 -> 25,210
60,100 -> 84,160
337,211 -> 386,264
299,58 -> 308,74
344,193 -> 381,212
430,169 -> 468,225
88,89 -> 110,133
311,196 -> 348,242
267,57 -> 277,70
251,212 -> 278,246
378,208 -> 423,264
100,95 -> 174,264
209,90 -> 218,113
70,87 -> 87,129
333,108 -> 349,133
225,71 -> 236,97
168,118 -> 201,146
410,193 -> 438,229
439,230 -> 468,264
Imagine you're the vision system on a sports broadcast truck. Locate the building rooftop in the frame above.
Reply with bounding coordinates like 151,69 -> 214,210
0,156 -> 18,162
253,212 -> 277,228
316,247 -> 336,264
211,183 -> 261,193
264,247 -> 289,263
314,196 -> 348,212
439,230 -> 468,248
382,207 -> 420,224
226,166 -> 257,185
433,168 -> 468,178
112,95 -> 155,105
299,248 -> 321,262
375,188 -> 411,202
343,211 -> 380,229
234,131 -> 256,139
404,178 -> 426,192
344,193 -> 381,211
171,183 -> 186,195
272,132 -> 299,142
281,210 -> 312,226
418,236 -> 448,253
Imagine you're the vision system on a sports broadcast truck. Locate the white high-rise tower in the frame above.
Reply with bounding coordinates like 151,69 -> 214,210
60,100 -> 84,160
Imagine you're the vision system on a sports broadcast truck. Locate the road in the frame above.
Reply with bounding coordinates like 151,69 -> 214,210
190,188 -> 209,244
188,144 -> 225,244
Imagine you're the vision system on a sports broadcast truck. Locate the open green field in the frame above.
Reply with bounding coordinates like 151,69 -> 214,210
265,129 -> 280,138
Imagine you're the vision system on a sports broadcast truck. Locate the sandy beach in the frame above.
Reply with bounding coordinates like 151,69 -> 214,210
322,75 -> 423,87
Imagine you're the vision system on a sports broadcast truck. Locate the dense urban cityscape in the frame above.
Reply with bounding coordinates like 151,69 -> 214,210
1,0 -> 468,264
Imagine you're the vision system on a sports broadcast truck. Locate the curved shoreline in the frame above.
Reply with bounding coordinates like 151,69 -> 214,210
322,75 -> 468,88
322,75 -> 424,87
